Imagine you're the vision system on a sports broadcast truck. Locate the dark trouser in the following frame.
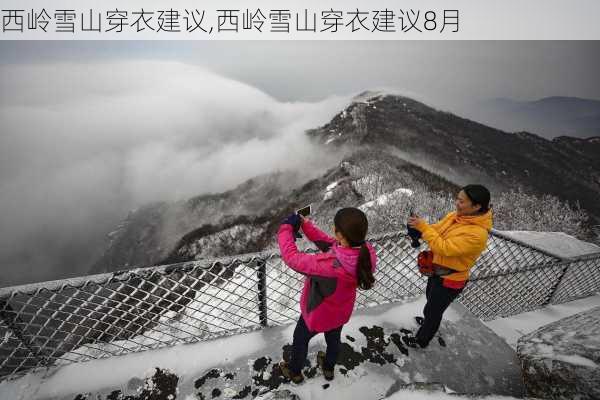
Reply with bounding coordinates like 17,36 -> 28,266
289,315 -> 342,374
415,276 -> 464,347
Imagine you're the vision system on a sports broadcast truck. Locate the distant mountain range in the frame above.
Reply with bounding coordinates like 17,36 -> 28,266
90,92 -> 600,274
471,96 -> 600,139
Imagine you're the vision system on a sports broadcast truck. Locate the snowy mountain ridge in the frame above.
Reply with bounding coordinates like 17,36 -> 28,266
91,92 -> 600,274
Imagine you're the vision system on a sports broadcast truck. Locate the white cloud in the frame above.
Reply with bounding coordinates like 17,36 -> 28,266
0,60 -> 349,285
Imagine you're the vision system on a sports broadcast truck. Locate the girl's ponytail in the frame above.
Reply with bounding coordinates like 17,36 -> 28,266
357,243 -> 375,290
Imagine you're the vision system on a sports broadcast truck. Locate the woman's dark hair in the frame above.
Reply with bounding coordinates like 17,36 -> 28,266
462,184 -> 491,213
334,207 -> 375,290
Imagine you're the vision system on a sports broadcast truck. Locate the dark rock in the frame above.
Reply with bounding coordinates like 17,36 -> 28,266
195,368 -> 222,389
389,333 -> 409,356
336,342 -> 363,371
231,385 -> 251,399
253,357 -> 271,372
385,382 -> 449,398
107,390 -> 122,400
359,326 -> 396,366
107,368 -> 178,400
254,389 -> 300,400
252,362 -> 288,391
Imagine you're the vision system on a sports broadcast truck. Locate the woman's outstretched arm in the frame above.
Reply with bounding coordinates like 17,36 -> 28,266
278,224 -> 338,277
300,218 -> 337,252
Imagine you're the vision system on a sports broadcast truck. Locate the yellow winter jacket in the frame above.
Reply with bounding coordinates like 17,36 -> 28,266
415,210 -> 493,283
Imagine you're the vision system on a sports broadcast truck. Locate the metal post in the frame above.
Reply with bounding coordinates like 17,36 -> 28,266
545,262 -> 571,305
256,258 -> 268,327
0,298 -> 48,367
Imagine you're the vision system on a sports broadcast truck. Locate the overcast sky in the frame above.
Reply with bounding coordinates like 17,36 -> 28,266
1,40 -> 599,286
2,41 -> 600,105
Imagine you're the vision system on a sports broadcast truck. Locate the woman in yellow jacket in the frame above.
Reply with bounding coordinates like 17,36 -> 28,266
406,184 -> 492,348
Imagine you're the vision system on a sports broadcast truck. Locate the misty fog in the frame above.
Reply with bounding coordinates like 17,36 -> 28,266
0,61 -> 349,286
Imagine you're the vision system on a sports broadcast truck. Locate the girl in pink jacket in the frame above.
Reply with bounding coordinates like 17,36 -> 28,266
277,207 -> 377,383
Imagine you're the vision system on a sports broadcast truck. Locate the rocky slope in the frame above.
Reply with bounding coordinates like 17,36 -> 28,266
91,91 -> 600,273
92,146 -> 458,272
308,91 -> 600,220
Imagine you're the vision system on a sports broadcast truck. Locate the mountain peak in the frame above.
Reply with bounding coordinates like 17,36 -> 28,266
351,90 -> 387,104
532,96 -> 600,106
307,92 -> 445,147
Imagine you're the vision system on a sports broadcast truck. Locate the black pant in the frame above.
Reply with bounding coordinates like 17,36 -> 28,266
289,315 -> 342,374
415,276 -> 463,347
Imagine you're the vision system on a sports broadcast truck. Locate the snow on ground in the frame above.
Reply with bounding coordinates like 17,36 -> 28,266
0,329 -> 268,400
323,181 -> 339,200
484,294 -> 600,349
0,296 -> 525,400
384,389 -> 523,400
360,188 -> 414,210
258,387 -> 529,400
326,181 -> 339,192
6,293 -> 599,399
496,231 -> 600,259
539,353 -> 598,369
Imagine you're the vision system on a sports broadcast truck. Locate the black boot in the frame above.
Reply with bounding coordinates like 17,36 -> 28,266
402,332 -> 428,349
317,351 -> 334,381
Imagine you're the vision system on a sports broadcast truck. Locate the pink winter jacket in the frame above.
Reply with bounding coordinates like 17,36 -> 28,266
277,219 -> 378,333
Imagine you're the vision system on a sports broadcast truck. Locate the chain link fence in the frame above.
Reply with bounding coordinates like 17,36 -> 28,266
1,230 -> 599,382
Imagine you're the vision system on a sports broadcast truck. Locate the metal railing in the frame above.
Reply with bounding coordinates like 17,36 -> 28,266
1,230 -> 599,382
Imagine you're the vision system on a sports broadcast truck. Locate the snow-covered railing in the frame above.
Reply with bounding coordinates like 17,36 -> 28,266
0,230 -> 599,382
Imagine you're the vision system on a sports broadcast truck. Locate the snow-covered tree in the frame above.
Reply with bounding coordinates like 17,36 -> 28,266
492,187 -> 589,238
362,185 -> 454,235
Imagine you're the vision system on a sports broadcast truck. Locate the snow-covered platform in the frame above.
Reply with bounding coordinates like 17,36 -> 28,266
0,296 -> 526,400
494,230 -> 600,260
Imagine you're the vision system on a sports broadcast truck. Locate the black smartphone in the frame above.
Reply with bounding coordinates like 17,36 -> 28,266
296,204 -> 311,217
409,206 -> 416,217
